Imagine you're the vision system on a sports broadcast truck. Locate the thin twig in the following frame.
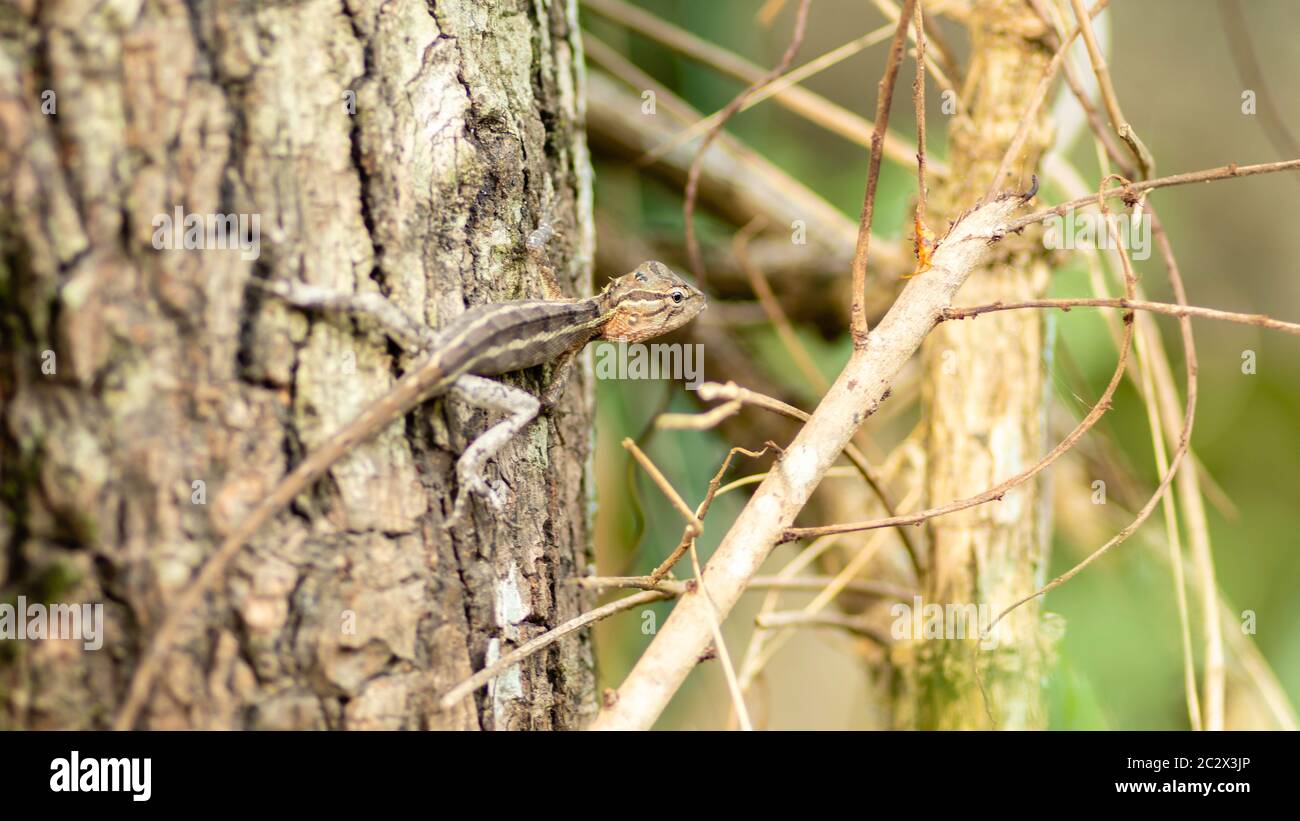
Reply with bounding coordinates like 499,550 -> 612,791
974,174 -> 1144,727
868,0 -> 957,94
1043,126 -> 1241,535
584,53 -> 908,274
682,0 -> 812,285
443,554 -> 918,714
1007,158 -> 1300,233
665,380 -> 924,577
639,24 -> 901,169
917,1 -> 962,87
1043,112 -> 1231,725
1057,169 -> 1202,728
649,444 -> 775,582
782,343 -> 1128,542
748,574 -> 909,600
689,539 -> 751,730
583,0 -> 936,174
735,534 -> 845,705
657,398 -> 744,431
439,590 -> 671,710
1149,211 -> 1221,730
984,0 -> 1110,200
754,611 -> 891,645
713,466 -> 897,500
940,298 -> 1300,335
732,439 -> 917,709
1067,0 -> 1153,177
1040,8 -> 1259,729
578,574 -> 914,601
740,523 -> 899,705
591,192 -> 1033,730
985,193 -> 1199,648
733,220 -> 828,395
850,0 -> 918,345
1027,0 -> 1135,178
912,0 -> 928,228
787,185 -> 1135,546
1068,174 -> 1202,727
578,576 -> 688,594
1132,282 -> 1202,730
621,438 -> 702,536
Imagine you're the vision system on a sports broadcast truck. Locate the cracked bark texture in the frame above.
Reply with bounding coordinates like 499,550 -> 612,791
891,1 -> 1054,729
0,0 -> 597,730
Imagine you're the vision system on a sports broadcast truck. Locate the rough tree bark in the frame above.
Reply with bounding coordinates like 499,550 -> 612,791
891,1 -> 1054,729
0,0 -> 596,730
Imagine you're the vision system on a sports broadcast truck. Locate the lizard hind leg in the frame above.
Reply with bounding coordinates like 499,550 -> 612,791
526,221 -> 565,301
254,278 -> 436,352
443,374 -> 542,530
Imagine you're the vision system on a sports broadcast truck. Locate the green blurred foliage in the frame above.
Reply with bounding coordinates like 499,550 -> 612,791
583,0 -> 1300,729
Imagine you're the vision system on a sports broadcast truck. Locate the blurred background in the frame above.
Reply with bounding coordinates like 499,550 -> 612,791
579,0 -> 1300,729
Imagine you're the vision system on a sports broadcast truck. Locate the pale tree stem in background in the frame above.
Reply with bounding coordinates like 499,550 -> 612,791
896,0 -> 1055,729
590,195 -> 1031,730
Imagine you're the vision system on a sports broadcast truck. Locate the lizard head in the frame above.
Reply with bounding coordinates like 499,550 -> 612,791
599,261 -> 707,343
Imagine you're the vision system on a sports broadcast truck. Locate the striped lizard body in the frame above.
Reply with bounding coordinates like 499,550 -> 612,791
115,258 -> 705,728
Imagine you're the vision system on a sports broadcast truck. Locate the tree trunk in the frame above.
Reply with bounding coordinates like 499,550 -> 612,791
891,0 -> 1054,729
0,0 -> 596,730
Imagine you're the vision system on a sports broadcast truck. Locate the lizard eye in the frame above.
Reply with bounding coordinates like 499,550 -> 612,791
670,290 -> 684,304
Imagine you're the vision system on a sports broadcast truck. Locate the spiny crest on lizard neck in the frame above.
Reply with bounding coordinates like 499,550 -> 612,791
599,260 -> 706,343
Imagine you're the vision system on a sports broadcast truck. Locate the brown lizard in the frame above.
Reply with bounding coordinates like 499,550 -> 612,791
114,228 -> 706,728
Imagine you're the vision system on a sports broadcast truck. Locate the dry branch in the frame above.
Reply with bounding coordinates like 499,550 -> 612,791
590,192 -> 1031,730
1009,159 -> 1300,233
850,0 -> 917,343
940,298 -> 1300,335
682,0 -> 812,283
585,72 -> 907,275
439,590 -> 670,710
582,0 -> 937,174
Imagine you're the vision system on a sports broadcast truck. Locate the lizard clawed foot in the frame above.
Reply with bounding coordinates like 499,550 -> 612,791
442,375 -> 542,530
445,493 -> 471,531
460,466 -> 508,511
445,472 -> 508,530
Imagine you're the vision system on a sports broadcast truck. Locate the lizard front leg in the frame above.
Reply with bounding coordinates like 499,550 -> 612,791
443,374 -> 542,529
539,345 -> 582,408
442,219 -> 577,529
444,337 -> 587,529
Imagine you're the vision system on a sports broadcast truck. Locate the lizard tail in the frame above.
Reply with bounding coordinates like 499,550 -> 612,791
115,361 -> 454,729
